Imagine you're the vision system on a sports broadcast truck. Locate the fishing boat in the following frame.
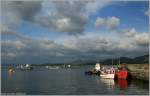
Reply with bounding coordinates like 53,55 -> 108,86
46,66 -> 59,69
100,58 -> 115,79
17,64 -> 33,70
8,64 -> 15,72
85,62 -> 101,75
116,58 -> 129,79
116,68 -> 128,79
100,67 -> 115,79
8,68 -> 15,73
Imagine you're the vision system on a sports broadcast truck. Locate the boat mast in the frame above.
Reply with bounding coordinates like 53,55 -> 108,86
112,58 -> 113,66
118,57 -> 120,66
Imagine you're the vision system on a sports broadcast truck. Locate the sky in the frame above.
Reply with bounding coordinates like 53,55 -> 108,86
1,0 -> 149,64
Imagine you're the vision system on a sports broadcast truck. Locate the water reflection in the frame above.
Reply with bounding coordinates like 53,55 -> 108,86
100,78 -> 128,90
100,79 -> 115,89
116,79 -> 128,90
8,70 -> 15,77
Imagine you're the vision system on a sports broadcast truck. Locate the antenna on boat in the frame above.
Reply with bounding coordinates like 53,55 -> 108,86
118,56 -> 121,67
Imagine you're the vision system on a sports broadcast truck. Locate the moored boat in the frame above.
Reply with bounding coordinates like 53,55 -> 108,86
116,68 -> 128,79
46,66 -> 59,69
116,59 -> 129,79
100,58 -> 116,79
100,67 -> 115,79
8,68 -> 15,73
17,64 -> 33,70
85,62 -> 101,75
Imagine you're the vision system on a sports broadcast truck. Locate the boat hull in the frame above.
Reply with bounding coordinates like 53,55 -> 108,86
100,74 -> 115,79
117,70 -> 128,79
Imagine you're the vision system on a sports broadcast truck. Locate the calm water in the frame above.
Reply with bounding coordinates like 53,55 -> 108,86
1,65 -> 149,95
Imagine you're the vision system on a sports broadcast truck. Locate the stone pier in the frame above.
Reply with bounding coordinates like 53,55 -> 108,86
122,64 -> 149,81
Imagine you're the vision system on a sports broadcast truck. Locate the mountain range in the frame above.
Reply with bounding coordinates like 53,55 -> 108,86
69,54 -> 149,65
102,54 -> 149,65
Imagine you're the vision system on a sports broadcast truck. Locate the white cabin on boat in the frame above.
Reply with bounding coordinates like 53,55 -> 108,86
67,65 -> 71,68
25,64 -> 30,68
95,63 -> 101,71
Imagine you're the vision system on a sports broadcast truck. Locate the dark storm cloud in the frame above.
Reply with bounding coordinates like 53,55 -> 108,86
1,0 -> 89,34
1,1 -> 42,21
3,28 -> 148,64
1,38 -> 81,64
1,30 -> 148,64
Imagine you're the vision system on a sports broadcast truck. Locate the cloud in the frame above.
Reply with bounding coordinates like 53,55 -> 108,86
134,32 -> 149,46
123,28 -> 149,46
94,16 -> 120,29
95,17 -> 105,27
34,1 -> 88,34
2,28 -> 148,64
1,0 -> 111,34
2,36 -> 87,64
123,28 -> 137,37
85,0 -> 111,14
145,10 -> 149,16
63,30 -> 148,58
1,1 -> 42,20
1,25 -> 31,40
1,1 -> 148,64
1,0 -> 43,40
107,16 -> 120,29
33,0 -> 112,34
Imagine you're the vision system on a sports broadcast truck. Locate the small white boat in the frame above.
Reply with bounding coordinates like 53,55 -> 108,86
17,64 -> 33,70
100,67 -> 115,79
46,66 -> 59,69
100,58 -> 116,79
45,66 -> 49,69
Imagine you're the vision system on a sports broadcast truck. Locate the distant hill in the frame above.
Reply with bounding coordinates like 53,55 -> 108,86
133,54 -> 149,64
2,54 -> 148,66
42,54 -> 149,65
102,54 -> 149,65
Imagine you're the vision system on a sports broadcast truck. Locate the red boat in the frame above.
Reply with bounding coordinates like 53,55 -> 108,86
116,59 -> 129,79
116,70 -> 128,79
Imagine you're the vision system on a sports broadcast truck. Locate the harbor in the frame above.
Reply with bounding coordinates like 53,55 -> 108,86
2,64 -> 149,95
2,55 -> 149,95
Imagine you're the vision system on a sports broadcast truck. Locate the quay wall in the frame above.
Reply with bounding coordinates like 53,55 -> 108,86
123,64 -> 149,81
